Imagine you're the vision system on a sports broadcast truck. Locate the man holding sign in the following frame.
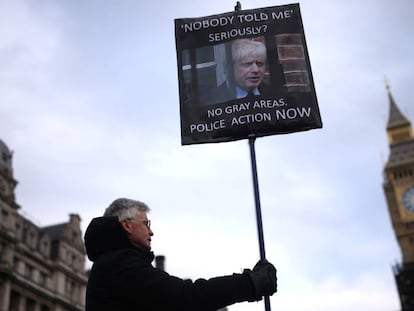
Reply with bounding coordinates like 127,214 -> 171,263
85,198 -> 277,311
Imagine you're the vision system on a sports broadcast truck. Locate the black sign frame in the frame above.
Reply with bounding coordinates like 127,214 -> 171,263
175,3 -> 322,145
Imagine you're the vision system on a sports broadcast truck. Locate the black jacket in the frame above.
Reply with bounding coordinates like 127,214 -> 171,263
84,216 -> 256,311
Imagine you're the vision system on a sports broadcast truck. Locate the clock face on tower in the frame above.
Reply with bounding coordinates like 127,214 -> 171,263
403,186 -> 414,213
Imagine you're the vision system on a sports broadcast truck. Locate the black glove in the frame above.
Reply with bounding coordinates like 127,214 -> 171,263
244,259 -> 277,301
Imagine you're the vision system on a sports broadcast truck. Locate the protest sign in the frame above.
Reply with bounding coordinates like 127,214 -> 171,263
175,3 -> 322,145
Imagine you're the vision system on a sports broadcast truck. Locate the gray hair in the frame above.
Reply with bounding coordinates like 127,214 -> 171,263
231,39 -> 266,63
104,198 -> 150,221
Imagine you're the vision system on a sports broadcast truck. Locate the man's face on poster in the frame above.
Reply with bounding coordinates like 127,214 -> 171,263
233,55 -> 266,91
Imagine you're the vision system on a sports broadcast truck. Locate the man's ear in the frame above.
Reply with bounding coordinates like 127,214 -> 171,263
120,219 -> 132,234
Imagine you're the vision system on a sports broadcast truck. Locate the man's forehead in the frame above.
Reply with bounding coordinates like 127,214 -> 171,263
238,57 -> 265,65
239,55 -> 265,62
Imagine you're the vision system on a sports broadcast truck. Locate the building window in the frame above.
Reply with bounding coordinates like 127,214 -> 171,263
28,231 -> 37,248
66,278 -> 77,298
392,132 -> 410,143
24,264 -> 34,280
26,298 -> 36,311
13,257 -> 20,272
15,222 -> 22,240
41,305 -> 50,311
40,239 -> 49,256
9,290 -> 20,311
66,279 -> 72,295
0,241 -> 5,261
39,271 -> 47,286
0,209 -> 8,225
71,254 -> 76,267
394,169 -> 414,180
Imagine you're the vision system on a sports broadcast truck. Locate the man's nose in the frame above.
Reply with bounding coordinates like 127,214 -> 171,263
250,62 -> 259,71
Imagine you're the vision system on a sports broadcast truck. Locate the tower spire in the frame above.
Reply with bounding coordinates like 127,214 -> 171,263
386,79 -> 410,130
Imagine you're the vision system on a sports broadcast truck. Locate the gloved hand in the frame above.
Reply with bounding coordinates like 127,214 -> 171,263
244,259 -> 277,301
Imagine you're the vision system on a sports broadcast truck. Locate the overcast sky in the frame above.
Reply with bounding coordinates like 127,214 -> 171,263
1,0 -> 413,310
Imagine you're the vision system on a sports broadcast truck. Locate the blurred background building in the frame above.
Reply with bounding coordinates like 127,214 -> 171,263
383,83 -> 414,310
0,140 -> 87,311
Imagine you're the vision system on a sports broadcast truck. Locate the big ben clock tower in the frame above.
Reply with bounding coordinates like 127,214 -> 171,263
382,82 -> 414,310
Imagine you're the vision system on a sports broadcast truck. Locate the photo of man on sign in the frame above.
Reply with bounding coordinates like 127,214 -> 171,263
198,38 -> 271,106
232,39 -> 271,98
181,37 -> 271,106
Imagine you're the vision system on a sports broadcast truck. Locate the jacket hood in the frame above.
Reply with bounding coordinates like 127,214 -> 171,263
84,216 -> 133,262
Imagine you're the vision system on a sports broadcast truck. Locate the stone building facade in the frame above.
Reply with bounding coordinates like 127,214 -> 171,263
0,139 -> 87,311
